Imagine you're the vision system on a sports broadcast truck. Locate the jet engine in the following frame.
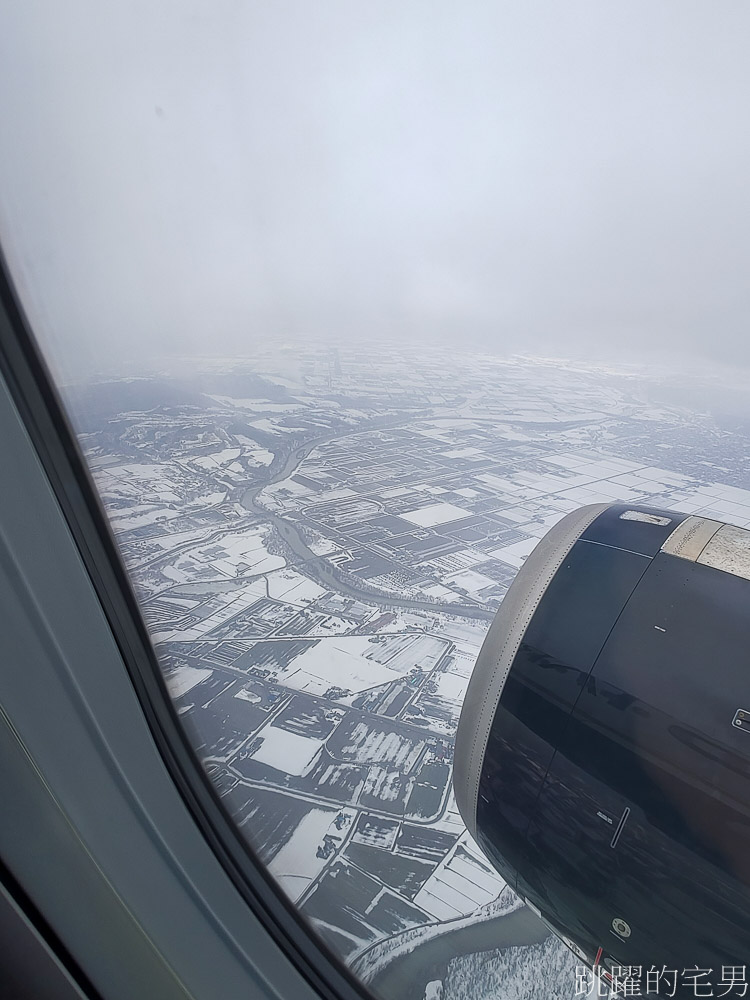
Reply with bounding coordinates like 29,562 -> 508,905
454,503 -> 750,976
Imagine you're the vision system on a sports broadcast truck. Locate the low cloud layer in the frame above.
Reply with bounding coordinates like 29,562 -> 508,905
1,2 -> 749,376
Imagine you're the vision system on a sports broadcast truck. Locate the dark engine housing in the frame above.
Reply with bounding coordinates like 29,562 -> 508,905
454,503 -> 750,973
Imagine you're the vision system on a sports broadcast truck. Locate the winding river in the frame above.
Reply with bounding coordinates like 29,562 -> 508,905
239,431 -> 494,623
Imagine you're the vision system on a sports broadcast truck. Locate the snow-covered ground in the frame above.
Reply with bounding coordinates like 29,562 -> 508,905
269,635 -> 444,697
165,665 -> 212,697
440,935 -> 579,1000
266,569 -> 327,605
269,806 -> 355,902
161,526 -> 285,585
432,671 -> 469,703
250,724 -> 327,776
72,348 -> 750,1000
400,503 -> 474,527
413,835 -> 507,921
352,885 -> 522,984
158,579 -> 267,642
191,448 -> 241,469
109,506 -> 183,532
487,536 -> 538,570
444,569 -> 499,597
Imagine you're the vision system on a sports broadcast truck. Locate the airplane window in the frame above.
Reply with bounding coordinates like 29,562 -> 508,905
2,4 -> 750,1000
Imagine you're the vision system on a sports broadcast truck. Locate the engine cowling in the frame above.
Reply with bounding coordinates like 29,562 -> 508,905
454,503 -> 750,974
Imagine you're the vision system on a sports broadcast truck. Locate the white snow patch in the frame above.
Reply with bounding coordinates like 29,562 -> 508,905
489,536 -> 538,568
251,726 -> 325,775
269,807 -> 354,902
266,569 -> 327,605
165,665 -> 211,697
400,503 -> 472,527
443,569 -> 498,595
192,448 -> 241,469
271,635 -> 445,696
110,507 -> 181,532
433,671 -> 469,702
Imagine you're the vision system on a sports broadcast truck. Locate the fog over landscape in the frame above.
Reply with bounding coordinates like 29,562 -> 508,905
2,5 -> 750,1000
2,1 -> 750,375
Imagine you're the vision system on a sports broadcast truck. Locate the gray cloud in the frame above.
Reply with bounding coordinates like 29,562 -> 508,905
1,1 -> 749,377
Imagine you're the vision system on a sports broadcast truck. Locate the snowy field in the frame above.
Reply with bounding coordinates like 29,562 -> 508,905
251,723 -> 327,776
165,665 -> 212,697
488,536 -> 539,570
432,671 -> 469,703
413,835 -> 507,921
269,806 -> 355,902
266,569 -> 327,605
270,635 -> 449,697
162,526 -> 285,584
444,569 -> 499,597
400,503 -> 473,527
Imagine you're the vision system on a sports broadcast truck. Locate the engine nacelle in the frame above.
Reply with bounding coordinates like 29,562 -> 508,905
454,503 -> 750,974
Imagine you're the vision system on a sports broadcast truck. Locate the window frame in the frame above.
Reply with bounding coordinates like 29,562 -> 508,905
0,248 -> 378,1000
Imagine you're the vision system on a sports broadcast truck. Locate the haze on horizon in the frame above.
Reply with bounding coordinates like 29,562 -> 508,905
1,2 -> 749,379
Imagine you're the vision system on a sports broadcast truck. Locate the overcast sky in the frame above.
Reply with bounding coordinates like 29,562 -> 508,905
1,2 -> 750,377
